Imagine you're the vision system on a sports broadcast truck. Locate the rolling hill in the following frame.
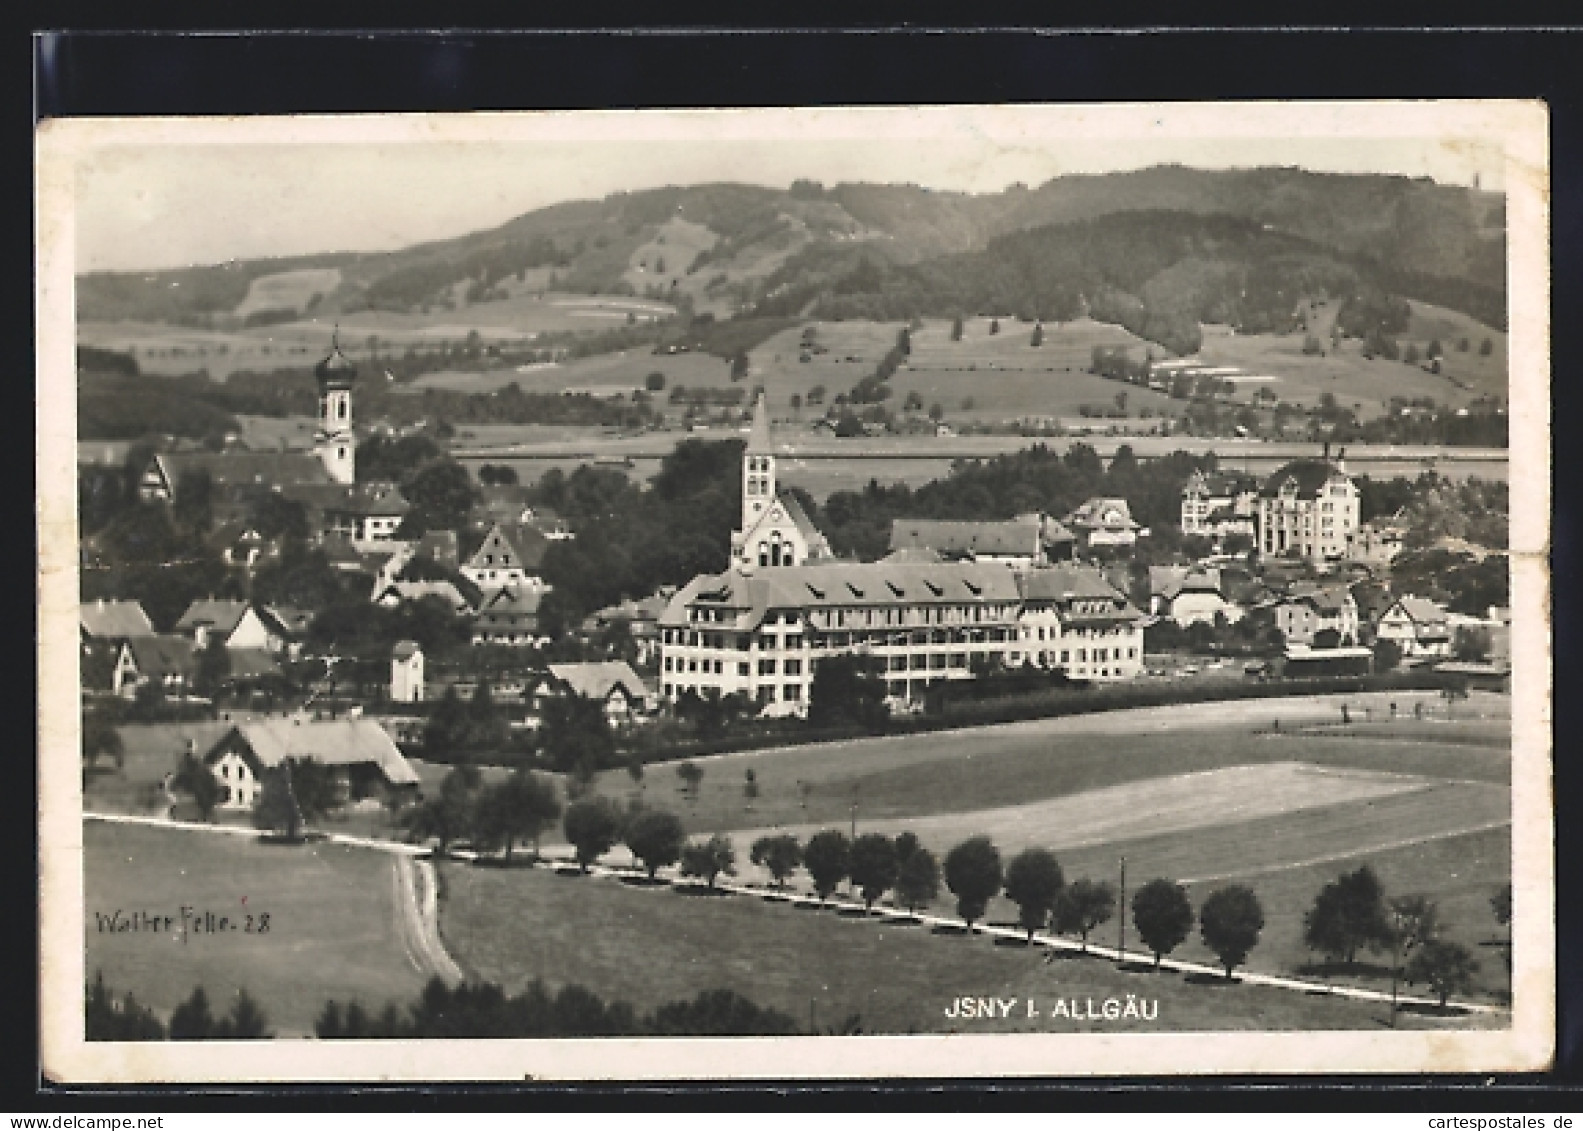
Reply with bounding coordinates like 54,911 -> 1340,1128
78,166 -> 1506,337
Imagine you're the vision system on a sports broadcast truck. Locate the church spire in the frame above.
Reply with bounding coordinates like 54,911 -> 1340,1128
747,391 -> 772,454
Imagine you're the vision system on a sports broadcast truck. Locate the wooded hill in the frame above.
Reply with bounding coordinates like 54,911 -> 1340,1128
78,166 -> 1505,339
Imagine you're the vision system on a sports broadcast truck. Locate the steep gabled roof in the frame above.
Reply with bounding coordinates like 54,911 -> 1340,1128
154,452 -> 331,491
223,648 -> 281,682
174,600 -> 254,636
282,481 -> 409,517
1017,565 -> 1130,604
1392,596 -> 1449,625
464,521 -> 550,572
123,635 -> 197,678
1065,497 -> 1139,531
545,661 -> 648,702
81,600 -> 154,639
216,719 -> 419,786
889,518 -> 1042,558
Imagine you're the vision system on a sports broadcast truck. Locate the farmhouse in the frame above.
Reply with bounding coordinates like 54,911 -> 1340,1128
202,718 -> 421,810
1257,456 -> 1359,565
472,587 -> 548,647
536,661 -> 652,726
284,481 -> 410,547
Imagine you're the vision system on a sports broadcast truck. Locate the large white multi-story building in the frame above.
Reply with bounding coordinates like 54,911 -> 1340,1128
1257,458 -> 1360,564
1180,470 -> 1258,540
657,405 -> 1144,717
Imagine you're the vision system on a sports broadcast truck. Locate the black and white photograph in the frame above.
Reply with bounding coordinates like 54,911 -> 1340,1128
36,100 -> 1551,1082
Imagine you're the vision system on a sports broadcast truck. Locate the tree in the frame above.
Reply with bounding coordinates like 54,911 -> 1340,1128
1372,637 -> 1403,674
750,834 -> 803,888
192,638 -> 231,700
1132,879 -> 1195,968
1303,865 -> 1391,967
1030,323 -> 1043,348
894,845 -> 941,912
680,834 -> 736,890
847,833 -> 900,911
730,352 -> 750,381
625,808 -> 686,880
1427,339 -> 1443,359
1199,885 -> 1265,980
1492,883 -> 1513,975
82,714 -> 124,772
944,836 -> 1002,931
399,459 -> 477,536
474,772 -> 562,861
897,326 -> 911,355
1453,626 -> 1492,663
951,315 -> 964,342
85,971 -> 166,1041
402,764 -> 480,852
563,797 -> 622,872
172,469 -> 215,535
215,988 -> 273,1039
285,757 -> 335,824
989,319 -> 1000,335
172,752 -> 221,821
1479,337 -> 1493,356
253,763 -> 303,840
538,694 -> 615,777
928,402 -> 945,423
1402,342 -> 1421,366
675,760 -> 704,800
742,767 -> 759,803
646,371 -> 666,392
1004,848 -> 1065,941
1405,939 -> 1480,1007
802,829 -> 851,901
808,653 -> 889,732
168,986 -> 216,1039
1054,877 -> 1115,952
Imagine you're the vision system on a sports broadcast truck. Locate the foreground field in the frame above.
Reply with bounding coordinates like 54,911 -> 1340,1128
83,821 -> 430,1037
438,862 -> 1488,1033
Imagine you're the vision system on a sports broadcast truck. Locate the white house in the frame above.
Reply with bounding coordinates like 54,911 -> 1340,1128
1148,566 -> 1244,627
1257,457 -> 1360,565
202,718 -> 421,811
461,522 -> 550,591
173,600 -> 280,652
536,661 -> 653,727
1065,497 -> 1145,551
1273,587 -> 1360,647
1376,596 -> 1453,659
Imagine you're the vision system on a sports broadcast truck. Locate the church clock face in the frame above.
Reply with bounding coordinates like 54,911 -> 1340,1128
770,506 -> 783,521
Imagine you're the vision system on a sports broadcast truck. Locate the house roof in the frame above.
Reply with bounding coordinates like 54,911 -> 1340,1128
154,452 -> 331,491
889,518 -> 1042,558
465,521 -> 550,572
1065,497 -> 1139,531
1393,596 -> 1449,625
81,599 -> 154,639
262,605 -> 314,636
776,491 -> 831,555
546,661 -> 648,702
223,648 -> 281,682
215,719 -> 419,786
1260,460 -> 1347,499
662,561 -> 1024,631
880,546 -> 946,565
1017,565 -> 1126,603
1149,566 -> 1222,600
174,600 -> 254,636
376,580 -> 472,611
123,635 -> 197,678
1283,587 -> 1355,613
392,640 -> 422,659
283,481 -> 410,517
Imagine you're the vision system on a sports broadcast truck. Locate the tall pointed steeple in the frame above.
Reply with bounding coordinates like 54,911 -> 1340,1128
747,391 -> 772,454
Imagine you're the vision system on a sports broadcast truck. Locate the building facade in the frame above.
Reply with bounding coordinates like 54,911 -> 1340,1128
1180,470 -> 1258,540
729,393 -> 834,571
391,641 -> 425,703
1257,459 -> 1360,564
314,335 -> 357,485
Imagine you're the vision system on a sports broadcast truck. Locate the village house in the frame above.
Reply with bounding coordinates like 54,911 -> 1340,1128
1257,454 -> 1360,565
1148,566 -> 1244,627
1064,497 -> 1145,552
461,521 -> 551,591
1376,595 -> 1454,660
471,587 -> 549,647
81,599 -> 154,649
534,661 -> 653,727
390,641 -> 424,703
201,717 -> 421,811
112,636 -> 197,698
173,600 -> 282,652
1273,587 -> 1360,647
285,481 -> 410,548
1179,470 -> 1259,541
373,579 -> 474,614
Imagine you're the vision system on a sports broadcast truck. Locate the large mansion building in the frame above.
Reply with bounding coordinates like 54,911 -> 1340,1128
1256,458 -> 1360,564
659,396 -> 1143,718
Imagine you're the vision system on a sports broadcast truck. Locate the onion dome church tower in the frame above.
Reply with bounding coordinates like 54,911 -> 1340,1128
314,329 -> 357,485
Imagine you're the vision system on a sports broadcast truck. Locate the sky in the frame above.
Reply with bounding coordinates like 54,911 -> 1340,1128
70,107 -> 1514,274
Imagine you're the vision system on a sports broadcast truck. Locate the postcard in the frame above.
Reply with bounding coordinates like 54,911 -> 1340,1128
37,100 -> 1552,1082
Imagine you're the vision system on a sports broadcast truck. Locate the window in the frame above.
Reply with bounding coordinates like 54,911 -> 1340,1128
713,660 -> 723,674
664,657 -> 673,672
757,687 -> 775,704
758,658 -> 777,675
738,662 -> 750,677
784,635 -> 802,650
688,659 -> 698,673
221,764 -> 230,780
783,684 -> 802,701
784,658 -> 802,676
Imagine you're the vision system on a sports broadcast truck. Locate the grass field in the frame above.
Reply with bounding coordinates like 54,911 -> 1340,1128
437,861 -> 1489,1033
84,820 -> 431,1037
234,269 -> 343,319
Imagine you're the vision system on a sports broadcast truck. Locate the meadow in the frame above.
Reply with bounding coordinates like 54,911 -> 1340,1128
83,820 -> 432,1037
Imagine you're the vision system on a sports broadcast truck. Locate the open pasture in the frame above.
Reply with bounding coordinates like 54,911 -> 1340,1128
233,268 -> 343,319
437,857 -> 1467,1033
407,344 -> 730,396
83,820 -> 431,1037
